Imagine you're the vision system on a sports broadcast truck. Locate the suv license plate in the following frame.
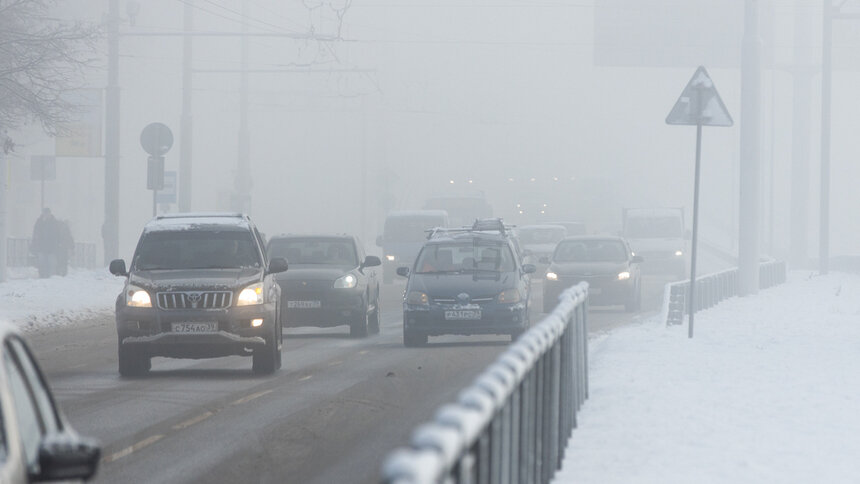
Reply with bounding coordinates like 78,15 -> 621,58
171,322 -> 218,333
444,310 -> 481,321
288,300 -> 322,309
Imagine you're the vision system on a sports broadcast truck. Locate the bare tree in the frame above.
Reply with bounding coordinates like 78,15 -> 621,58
0,0 -> 100,153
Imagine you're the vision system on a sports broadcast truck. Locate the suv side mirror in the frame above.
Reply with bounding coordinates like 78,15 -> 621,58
632,255 -> 644,264
31,433 -> 100,482
268,258 -> 289,274
375,235 -> 384,247
523,264 -> 537,274
396,267 -> 410,277
109,259 -> 127,276
363,256 -> 382,268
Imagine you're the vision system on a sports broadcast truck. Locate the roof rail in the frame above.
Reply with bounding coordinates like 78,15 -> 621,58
155,212 -> 246,220
424,218 -> 515,240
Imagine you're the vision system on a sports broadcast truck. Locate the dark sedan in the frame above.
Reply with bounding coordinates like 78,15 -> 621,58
267,235 -> 381,338
542,236 -> 643,313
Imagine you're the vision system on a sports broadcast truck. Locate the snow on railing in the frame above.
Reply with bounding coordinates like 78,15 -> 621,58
663,260 -> 787,326
380,283 -> 589,484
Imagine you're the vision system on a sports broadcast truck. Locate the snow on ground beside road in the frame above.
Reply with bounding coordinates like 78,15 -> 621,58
554,272 -> 860,484
0,269 -> 123,333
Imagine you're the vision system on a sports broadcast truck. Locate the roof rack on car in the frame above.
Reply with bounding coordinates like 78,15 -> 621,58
424,218 -> 515,240
155,212 -> 246,220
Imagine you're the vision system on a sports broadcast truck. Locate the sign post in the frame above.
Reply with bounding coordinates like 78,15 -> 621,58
140,123 -> 174,217
666,66 -> 733,338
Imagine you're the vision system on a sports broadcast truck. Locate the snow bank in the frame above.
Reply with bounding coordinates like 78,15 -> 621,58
0,269 -> 123,333
554,272 -> 860,484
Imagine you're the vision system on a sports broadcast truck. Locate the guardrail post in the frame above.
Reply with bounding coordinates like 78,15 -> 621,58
549,340 -> 561,475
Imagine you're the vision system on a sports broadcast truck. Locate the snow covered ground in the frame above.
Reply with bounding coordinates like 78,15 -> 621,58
0,269 -> 123,333
554,272 -> 860,484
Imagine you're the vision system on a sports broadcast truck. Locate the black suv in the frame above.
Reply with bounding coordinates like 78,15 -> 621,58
109,213 -> 288,376
267,235 -> 382,337
398,219 -> 536,346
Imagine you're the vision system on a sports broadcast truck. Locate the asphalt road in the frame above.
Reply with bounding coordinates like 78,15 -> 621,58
28,275 -> 675,484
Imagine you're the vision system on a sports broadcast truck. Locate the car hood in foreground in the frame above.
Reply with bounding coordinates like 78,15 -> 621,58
409,272 -> 515,299
130,267 -> 262,291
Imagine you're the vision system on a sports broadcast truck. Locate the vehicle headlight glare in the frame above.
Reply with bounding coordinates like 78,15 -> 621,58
406,291 -> 429,306
675,250 -> 683,257
618,271 -> 631,281
237,283 -> 264,306
545,271 -> 559,281
333,274 -> 358,289
385,255 -> 396,261
126,285 -> 151,307
498,289 -> 522,304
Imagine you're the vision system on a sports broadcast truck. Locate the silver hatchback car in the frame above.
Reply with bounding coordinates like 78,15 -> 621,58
0,324 -> 100,483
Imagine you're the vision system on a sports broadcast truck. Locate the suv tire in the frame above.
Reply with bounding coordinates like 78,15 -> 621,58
350,310 -> 370,338
252,326 -> 280,375
118,341 -> 151,377
403,330 -> 427,347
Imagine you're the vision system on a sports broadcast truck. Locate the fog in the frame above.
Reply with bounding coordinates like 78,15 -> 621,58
5,0 -> 860,266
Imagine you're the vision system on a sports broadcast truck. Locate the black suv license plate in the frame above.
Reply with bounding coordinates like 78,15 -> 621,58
171,322 -> 218,333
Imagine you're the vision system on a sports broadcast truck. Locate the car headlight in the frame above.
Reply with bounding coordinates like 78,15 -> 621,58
675,250 -> 683,257
498,288 -> 522,304
385,255 -> 396,262
406,291 -> 429,305
333,274 -> 358,289
126,285 -> 152,308
617,271 -> 631,281
545,271 -> 559,281
237,282 -> 264,306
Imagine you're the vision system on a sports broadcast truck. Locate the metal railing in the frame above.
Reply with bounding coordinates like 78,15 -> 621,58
381,283 -> 589,484
664,260 -> 787,325
6,238 -> 98,269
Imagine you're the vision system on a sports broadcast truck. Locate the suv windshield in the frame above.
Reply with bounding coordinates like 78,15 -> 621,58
625,217 -> 682,238
554,240 -> 628,263
134,230 -> 261,270
415,241 -> 516,274
518,227 -> 566,246
268,238 -> 357,266
384,217 -> 443,243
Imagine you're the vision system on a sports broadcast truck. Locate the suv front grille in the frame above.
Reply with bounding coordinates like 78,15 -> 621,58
156,291 -> 233,310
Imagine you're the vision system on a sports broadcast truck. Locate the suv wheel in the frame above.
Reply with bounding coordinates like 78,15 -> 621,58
350,309 -> 370,338
403,330 -> 427,347
118,341 -> 150,377
252,325 -> 280,375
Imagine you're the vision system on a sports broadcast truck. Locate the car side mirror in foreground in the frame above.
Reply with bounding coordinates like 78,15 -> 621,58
32,432 -> 101,482
268,258 -> 289,274
632,255 -> 644,264
396,267 -> 410,277
363,256 -> 382,268
523,264 -> 537,274
109,259 -> 127,277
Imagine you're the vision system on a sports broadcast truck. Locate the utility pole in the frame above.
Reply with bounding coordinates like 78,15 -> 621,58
790,0 -> 813,269
104,0 -> 121,263
0,148 -> 6,282
360,95 -> 368,244
738,0 -> 763,296
234,0 -> 251,214
179,0 -> 194,212
820,1 -> 833,274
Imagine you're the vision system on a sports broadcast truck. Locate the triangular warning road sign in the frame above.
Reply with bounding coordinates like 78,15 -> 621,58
666,66 -> 733,127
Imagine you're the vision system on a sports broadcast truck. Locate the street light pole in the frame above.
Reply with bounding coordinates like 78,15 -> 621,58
820,1 -> 833,275
179,0 -> 194,212
104,0 -> 121,263
234,0 -> 251,214
738,0 -> 763,296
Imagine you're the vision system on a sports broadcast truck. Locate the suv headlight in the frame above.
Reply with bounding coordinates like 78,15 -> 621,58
406,291 -> 429,306
617,271 -> 631,281
126,285 -> 152,308
237,282 -> 264,306
333,274 -> 357,289
498,288 -> 522,304
545,271 -> 559,281
675,250 -> 683,257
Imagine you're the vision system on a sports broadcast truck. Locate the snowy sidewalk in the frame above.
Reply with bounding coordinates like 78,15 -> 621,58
553,272 -> 860,484
0,269 -> 123,332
